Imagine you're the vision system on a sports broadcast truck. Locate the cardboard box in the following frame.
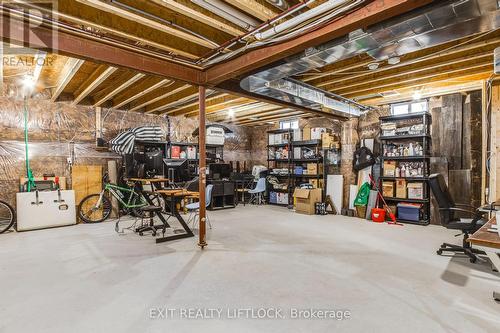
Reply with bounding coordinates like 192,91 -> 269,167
292,129 -> 302,141
383,161 -> 396,177
395,179 -> 407,198
321,133 -> 333,149
302,125 -> 311,140
311,127 -> 327,140
382,181 -> 395,197
293,147 -> 301,159
309,179 -> 324,189
407,182 -> 424,199
293,188 -> 322,215
306,163 -> 323,175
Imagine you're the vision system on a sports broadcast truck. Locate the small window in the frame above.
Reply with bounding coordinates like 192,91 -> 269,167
391,100 -> 428,115
280,119 -> 299,130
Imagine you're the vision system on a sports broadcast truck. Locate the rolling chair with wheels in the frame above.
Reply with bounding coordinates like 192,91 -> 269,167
429,173 -> 487,263
186,184 -> 213,230
248,177 -> 266,205
136,205 -> 163,236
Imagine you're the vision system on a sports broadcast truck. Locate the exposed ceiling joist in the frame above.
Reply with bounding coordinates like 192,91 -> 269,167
154,0 -> 244,36
169,94 -> 242,116
205,0 -> 433,84
236,111 -> 304,125
72,66 -> 117,105
113,79 -> 169,109
224,0 -> 279,21
129,83 -> 190,112
51,58 -> 85,102
147,89 -> 202,114
75,0 -> 217,49
93,73 -> 145,107
344,64 -> 493,98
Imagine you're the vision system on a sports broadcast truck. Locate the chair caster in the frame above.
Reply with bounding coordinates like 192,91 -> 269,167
470,257 -> 477,263
437,249 -> 443,255
139,232 -> 143,236
493,291 -> 500,301
152,232 -> 156,237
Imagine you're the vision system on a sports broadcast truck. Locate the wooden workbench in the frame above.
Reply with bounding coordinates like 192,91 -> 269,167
468,216 -> 500,301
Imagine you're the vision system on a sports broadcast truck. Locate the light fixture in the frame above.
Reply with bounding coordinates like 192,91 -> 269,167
227,108 -> 235,117
388,57 -> 400,65
413,90 -> 422,100
21,74 -> 36,90
367,62 -> 379,70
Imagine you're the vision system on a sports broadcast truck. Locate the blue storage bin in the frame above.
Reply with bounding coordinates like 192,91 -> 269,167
294,166 -> 303,175
397,203 -> 421,221
269,191 -> 278,204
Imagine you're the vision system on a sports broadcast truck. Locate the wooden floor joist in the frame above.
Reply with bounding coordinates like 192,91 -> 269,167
51,58 -> 85,102
93,73 -> 145,107
72,66 -> 117,106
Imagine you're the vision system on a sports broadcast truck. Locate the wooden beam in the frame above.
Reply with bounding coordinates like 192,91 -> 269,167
72,66 -> 117,105
224,0 -> 278,21
93,73 -> 145,107
129,83 -> 190,112
198,86 -> 207,249
22,2 -> 199,59
205,0 -> 433,84
343,63 -> 493,98
0,13 -> 204,84
209,104 -> 283,121
76,0 -> 218,49
154,0 -> 244,36
213,107 -> 290,122
236,111 -> 304,125
169,94 -> 242,116
183,98 -> 256,117
145,88 -> 201,114
328,53 -> 493,93
51,58 -> 84,102
113,78 -> 169,109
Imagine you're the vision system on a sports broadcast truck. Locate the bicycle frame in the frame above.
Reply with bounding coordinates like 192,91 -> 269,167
94,182 -> 147,210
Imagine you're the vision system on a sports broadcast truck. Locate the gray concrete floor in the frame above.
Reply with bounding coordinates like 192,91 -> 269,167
1,205 -> 499,333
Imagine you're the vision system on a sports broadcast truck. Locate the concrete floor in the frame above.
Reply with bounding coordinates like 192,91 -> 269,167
1,205 -> 499,333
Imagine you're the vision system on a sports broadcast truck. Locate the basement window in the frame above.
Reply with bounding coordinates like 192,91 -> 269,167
280,119 -> 299,130
391,100 -> 428,115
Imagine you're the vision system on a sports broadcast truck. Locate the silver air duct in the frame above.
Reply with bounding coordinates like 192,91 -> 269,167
241,0 -> 500,118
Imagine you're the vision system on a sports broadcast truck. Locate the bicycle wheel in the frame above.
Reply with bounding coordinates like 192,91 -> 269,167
78,194 -> 112,223
0,200 -> 15,234
130,194 -> 149,218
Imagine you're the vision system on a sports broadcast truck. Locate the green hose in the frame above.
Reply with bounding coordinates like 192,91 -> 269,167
24,96 -> 35,192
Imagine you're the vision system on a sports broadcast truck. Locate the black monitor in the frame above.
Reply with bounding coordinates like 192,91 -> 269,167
209,163 -> 232,180
144,150 -> 163,177
163,158 -> 189,182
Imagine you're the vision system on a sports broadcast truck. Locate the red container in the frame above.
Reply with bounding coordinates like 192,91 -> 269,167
371,208 -> 386,223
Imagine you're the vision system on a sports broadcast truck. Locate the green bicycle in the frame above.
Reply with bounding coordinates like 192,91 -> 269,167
78,174 -> 148,223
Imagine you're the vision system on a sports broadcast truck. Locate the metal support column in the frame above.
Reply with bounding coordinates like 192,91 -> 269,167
198,86 -> 207,249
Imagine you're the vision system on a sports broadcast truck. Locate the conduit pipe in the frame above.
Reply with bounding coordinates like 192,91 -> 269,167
254,0 -> 351,40
191,0 -> 260,31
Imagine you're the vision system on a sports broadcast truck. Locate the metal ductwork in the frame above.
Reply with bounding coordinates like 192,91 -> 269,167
241,0 -> 500,118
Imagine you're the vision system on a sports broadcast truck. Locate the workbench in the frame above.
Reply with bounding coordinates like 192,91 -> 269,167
468,216 -> 500,301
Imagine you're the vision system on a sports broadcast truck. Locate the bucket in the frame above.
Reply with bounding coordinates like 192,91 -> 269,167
371,208 -> 386,223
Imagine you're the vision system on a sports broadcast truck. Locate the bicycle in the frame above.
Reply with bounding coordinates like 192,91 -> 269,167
78,174 -> 148,223
0,200 -> 15,234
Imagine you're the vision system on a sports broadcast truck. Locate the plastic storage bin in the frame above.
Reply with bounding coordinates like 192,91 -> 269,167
397,203 -> 421,222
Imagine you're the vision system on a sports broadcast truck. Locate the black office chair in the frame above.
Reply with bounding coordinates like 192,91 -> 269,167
429,173 -> 486,263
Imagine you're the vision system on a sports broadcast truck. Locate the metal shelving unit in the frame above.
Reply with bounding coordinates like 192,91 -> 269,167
379,112 -> 432,225
267,129 -> 293,206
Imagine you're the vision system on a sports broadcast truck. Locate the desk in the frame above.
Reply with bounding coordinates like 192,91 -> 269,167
468,216 -> 500,301
155,189 -> 197,243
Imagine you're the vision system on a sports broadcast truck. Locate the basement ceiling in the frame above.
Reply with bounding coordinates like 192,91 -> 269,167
1,0 -> 498,126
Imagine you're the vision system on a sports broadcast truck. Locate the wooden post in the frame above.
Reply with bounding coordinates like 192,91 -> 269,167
198,86 -> 207,249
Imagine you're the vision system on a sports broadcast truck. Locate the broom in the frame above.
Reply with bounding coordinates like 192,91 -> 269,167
369,174 -> 402,226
